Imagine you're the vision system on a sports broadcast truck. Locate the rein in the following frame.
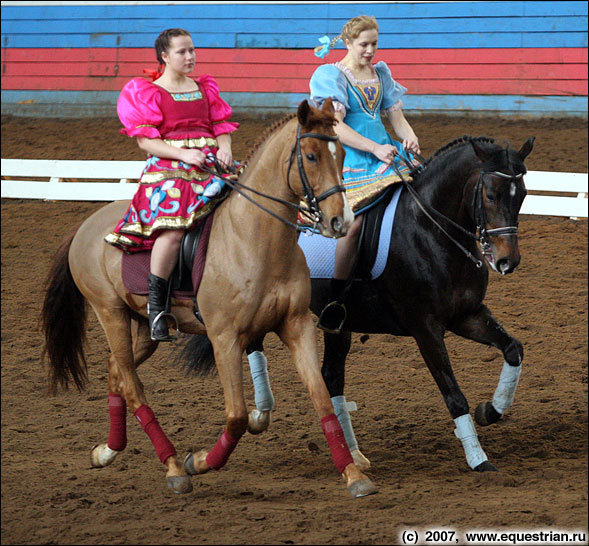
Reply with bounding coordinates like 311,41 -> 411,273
201,125 -> 345,233
394,155 -> 521,269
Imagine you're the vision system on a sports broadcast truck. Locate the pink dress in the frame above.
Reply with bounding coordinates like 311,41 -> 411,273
104,75 -> 239,252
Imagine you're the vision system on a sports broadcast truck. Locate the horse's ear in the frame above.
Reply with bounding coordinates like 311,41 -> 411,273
518,137 -> 535,160
321,97 -> 335,116
297,100 -> 312,126
470,138 -> 493,163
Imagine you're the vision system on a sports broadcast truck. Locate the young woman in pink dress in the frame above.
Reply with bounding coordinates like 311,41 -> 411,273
105,28 -> 239,341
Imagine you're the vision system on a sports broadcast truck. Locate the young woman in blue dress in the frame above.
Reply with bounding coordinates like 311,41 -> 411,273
310,15 -> 421,333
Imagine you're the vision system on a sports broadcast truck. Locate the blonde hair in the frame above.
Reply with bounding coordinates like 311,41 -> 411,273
314,15 -> 379,56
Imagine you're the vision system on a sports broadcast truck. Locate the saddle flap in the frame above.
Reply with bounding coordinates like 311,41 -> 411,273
121,213 -> 215,298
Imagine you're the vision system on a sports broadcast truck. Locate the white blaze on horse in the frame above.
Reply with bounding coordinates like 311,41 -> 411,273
41,98 -> 377,498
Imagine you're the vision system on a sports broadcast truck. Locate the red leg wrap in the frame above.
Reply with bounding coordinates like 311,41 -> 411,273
205,430 -> 241,470
321,414 -> 354,474
107,393 -> 127,451
134,405 -> 176,464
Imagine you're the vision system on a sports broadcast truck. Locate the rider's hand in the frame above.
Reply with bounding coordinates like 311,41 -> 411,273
402,136 -> 420,155
372,143 -> 399,164
180,148 -> 207,168
215,147 -> 233,170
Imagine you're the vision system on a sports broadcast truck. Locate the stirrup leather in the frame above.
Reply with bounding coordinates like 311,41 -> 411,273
317,300 -> 347,334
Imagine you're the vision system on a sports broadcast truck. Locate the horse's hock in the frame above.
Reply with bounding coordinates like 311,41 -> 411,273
1,113 -> 587,545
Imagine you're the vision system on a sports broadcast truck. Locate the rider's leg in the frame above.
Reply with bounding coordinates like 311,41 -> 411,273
317,215 -> 363,334
148,229 -> 184,341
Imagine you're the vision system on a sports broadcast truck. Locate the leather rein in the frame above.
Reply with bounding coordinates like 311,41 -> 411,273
394,154 -> 522,269
201,125 -> 345,233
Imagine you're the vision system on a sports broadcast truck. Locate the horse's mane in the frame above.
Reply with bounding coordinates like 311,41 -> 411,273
242,112 -> 298,165
411,135 -> 496,180
241,102 -> 338,166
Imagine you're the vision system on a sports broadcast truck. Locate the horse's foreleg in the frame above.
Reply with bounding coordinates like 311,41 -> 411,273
413,326 -> 496,472
184,341 -> 248,475
279,315 -> 378,498
449,305 -> 523,426
322,330 -> 370,471
245,337 -> 275,434
90,307 -> 192,494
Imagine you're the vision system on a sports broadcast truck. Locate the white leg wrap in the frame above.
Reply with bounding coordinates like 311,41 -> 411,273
248,351 -> 275,412
332,395 -> 359,452
492,360 -> 522,414
454,414 -> 488,469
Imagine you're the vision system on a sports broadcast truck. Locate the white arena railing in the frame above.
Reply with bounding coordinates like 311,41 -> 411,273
1,158 -> 587,218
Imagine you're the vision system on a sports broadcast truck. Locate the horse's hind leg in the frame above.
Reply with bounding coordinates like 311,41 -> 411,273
449,304 -> 523,426
321,330 -> 371,471
245,336 -> 275,434
91,315 -> 158,467
89,307 -> 192,494
413,325 -> 496,472
279,314 -> 378,498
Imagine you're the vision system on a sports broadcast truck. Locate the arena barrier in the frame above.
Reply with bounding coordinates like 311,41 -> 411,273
1,158 -> 587,218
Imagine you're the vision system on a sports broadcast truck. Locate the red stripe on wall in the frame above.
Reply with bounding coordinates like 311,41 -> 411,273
2,47 -> 587,96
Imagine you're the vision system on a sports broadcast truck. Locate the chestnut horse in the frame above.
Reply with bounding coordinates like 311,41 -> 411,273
41,99 -> 378,497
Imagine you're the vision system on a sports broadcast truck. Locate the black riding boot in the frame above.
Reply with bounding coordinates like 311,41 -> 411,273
317,278 -> 349,334
147,273 -> 175,342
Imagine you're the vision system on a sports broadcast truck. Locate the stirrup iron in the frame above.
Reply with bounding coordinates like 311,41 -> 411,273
317,301 -> 347,334
148,307 -> 179,342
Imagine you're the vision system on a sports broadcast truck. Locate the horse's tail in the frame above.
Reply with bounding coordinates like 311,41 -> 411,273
174,334 -> 217,377
41,228 -> 89,394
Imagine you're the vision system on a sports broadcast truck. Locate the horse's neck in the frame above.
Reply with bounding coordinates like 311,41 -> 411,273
416,147 -> 477,223
221,123 -> 300,251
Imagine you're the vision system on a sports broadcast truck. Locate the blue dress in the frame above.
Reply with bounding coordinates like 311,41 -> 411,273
310,61 -> 413,215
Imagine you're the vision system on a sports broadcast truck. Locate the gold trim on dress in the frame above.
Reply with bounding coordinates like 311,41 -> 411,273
163,137 -> 218,149
140,169 -> 210,184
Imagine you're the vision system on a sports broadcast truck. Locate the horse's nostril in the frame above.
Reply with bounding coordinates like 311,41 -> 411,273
331,216 -> 343,234
498,260 -> 513,275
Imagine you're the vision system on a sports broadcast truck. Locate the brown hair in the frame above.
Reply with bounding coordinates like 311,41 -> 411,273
154,28 -> 192,64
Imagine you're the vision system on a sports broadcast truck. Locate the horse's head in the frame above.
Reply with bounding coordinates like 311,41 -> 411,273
290,98 -> 354,238
470,136 -> 535,275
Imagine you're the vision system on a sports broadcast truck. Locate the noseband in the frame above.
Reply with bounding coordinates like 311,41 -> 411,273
201,125 -> 345,233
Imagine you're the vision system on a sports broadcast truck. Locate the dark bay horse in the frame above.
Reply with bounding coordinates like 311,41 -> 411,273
246,135 -> 535,473
41,98 -> 378,497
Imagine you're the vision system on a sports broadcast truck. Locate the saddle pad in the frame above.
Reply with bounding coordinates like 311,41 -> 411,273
298,184 -> 403,280
121,214 -> 214,299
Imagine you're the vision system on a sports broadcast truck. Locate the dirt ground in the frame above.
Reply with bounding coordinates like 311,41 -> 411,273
1,111 -> 587,546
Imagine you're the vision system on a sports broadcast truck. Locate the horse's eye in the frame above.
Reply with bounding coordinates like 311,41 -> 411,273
306,153 -> 317,162
486,193 -> 496,203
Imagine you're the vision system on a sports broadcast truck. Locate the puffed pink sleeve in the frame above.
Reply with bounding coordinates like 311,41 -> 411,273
198,74 -> 239,136
117,78 -> 164,138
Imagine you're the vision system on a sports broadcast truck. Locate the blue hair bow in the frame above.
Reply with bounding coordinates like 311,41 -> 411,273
314,35 -> 331,59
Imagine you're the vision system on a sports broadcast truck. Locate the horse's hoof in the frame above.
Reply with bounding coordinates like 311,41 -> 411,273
166,475 -> 193,494
474,460 -> 499,472
348,477 -> 379,498
248,409 -> 271,435
90,443 -> 120,468
183,450 -> 209,475
351,449 -> 371,472
474,401 -> 502,426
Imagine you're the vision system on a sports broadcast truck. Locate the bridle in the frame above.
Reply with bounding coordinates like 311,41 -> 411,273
395,155 -> 523,269
201,124 -> 345,233
473,170 -> 523,261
